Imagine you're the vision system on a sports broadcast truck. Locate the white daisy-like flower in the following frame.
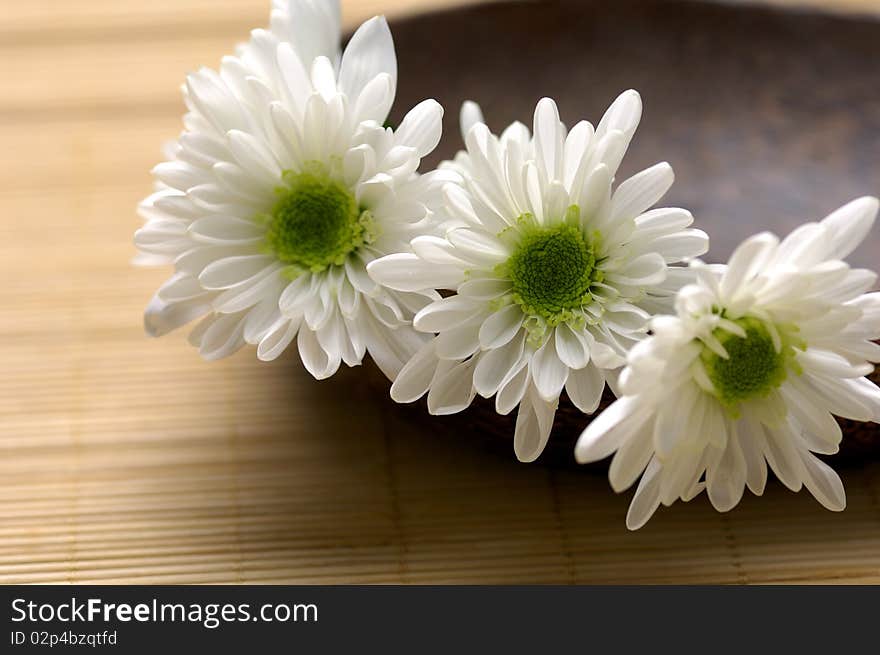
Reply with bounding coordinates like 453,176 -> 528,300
368,92 -> 709,461
575,197 -> 880,529
134,0 -> 448,380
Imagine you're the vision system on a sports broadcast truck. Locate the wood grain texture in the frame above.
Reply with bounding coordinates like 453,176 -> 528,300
1,0 -> 879,585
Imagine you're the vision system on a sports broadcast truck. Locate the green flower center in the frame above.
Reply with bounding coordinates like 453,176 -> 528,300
700,316 -> 791,409
258,167 -> 375,277
503,219 -> 600,325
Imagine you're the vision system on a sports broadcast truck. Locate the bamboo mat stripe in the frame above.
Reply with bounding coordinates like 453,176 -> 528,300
2,0 -> 880,585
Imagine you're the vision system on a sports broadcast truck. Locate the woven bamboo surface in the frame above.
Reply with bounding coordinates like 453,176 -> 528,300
2,0 -> 880,585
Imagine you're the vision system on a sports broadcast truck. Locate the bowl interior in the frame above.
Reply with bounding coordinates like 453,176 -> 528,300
389,0 -> 880,269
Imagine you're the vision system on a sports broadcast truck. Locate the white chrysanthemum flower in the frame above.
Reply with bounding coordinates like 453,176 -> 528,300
576,197 -> 880,529
368,92 -> 709,461
135,0 -> 448,380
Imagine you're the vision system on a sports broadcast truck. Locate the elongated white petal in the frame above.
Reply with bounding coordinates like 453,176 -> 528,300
610,162 -> 674,222
460,100 -> 485,141
390,339 -> 439,403
719,232 -> 778,301
554,323 -> 590,369
533,97 -> 562,183
144,294 -> 211,337
395,99 -> 443,158
820,195 -> 878,261
706,435 -> 746,513
338,16 -> 396,105
478,304 -> 523,349
199,255 -> 275,289
531,338 -> 569,402
414,296 -> 482,333
565,364 -> 605,414
513,388 -> 557,462
800,450 -> 846,511
473,333 -> 526,398
367,254 -> 463,292
625,456 -> 662,530
258,317 -> 300,361
575,396 -> 646,463
426,358 -> 477,415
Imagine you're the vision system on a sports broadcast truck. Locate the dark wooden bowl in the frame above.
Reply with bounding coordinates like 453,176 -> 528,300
377,0 -> 880,464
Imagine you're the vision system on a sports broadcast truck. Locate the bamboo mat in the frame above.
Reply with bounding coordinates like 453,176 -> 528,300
2,0 -> 880,585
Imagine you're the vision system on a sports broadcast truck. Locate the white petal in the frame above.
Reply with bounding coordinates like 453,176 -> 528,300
410,234 -> 471,266
257,317 -> 300,361
574,396 -> 646,463
458,277 -> 512,300
625,456 -> 662,530
736,418 -> 768,496
806,375 -> 880,422
658,447 -> 704,506
554,324 -> 590,369
797,349 -> 873,379
761,423 -> 806,492
157,273 -> 210,303
390,339 -> 439,403
586,335 -> 626,369
576,163 -> 611,222
434,324 -> 481,360
188,216 -> 264,245
315,307 -> 349,363
298,325 -> 340,380
530,337 -> 569,402
473,332 -> 526,398
459,100 -> 484,141
706,435 -> 746,512
653,383 -> 699,459
478,304 -> 523,349
533,97 -> 562,182
800,451 -> 846,511
820,196 -> 878,261
633,207 -> 694,235
199,255 -> 275,290
273,0 -> 341,70
496,359 -> 530,415
152,161 -> 207,192
414,296 -> 482,332
226,129 -> 281,180
513,388 -> 557,462
338,16 -> 396,104
243,297 -> 281,344
352,72 -> 394,124
609,423 -> 654,493
367,253 -> 463,292
144,294 -> 210,337
275,42 -> 311,118
564,364 -> 605,414
362,314 -> 426,381
426,358 -> 477,415
395,99 -> 443,158
651,230 -> 710,263
346,253 -> 379,295
212,267 -> 283,313
780,385 -> 842,448
607,252 -> 667,287
562,120 -> 595,189
441,184 -> 482,230
446,227 -> 510,262
610,162 -> 674,221
196,312 -> 247,360
595,89 -> 642,144
719,232 -> 778,301
278,273 -> 315,315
